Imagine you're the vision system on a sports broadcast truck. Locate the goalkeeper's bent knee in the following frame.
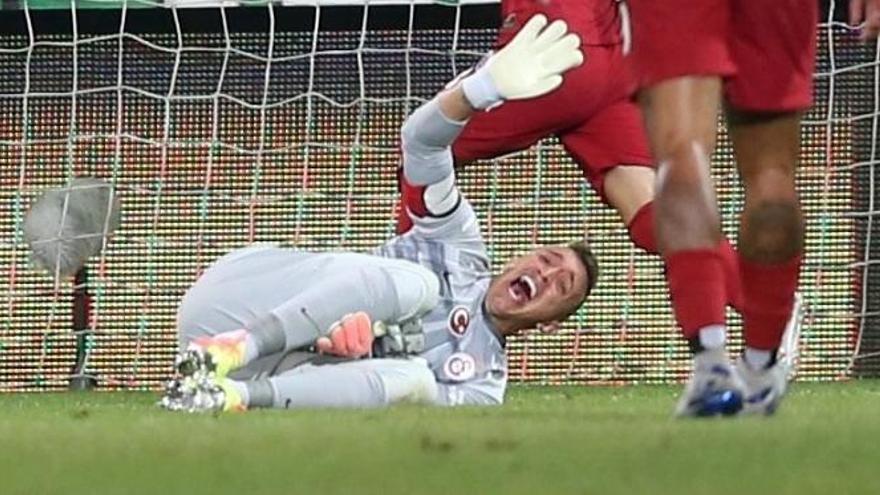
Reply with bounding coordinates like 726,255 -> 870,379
380,262 -> 440,322
379,358 -> 438,405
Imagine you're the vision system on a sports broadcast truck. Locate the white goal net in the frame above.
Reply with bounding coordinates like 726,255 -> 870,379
0,0 -> 876,390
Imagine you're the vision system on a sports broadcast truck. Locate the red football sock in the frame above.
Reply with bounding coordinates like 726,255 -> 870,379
395,198 -> 412,235
626,202 -> 659,254
629,201 -> 743,312
664,249 -> 727,340
717,238 -> 744,313
741,253 -> 802,350
395,167 -> 414,235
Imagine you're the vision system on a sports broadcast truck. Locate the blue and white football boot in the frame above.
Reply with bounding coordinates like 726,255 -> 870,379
675,349 -> 746,418
734,357 -> 788,416
736,293 -> 803,415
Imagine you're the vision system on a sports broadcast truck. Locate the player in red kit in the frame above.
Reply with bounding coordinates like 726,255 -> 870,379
397,0 -> 744,311
626,0 -> 880,417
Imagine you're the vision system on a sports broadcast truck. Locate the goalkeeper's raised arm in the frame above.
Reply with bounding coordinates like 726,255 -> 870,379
397,14 -> 583,243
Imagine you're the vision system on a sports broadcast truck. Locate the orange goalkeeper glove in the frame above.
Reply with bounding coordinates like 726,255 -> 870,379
315,311 -> 375,358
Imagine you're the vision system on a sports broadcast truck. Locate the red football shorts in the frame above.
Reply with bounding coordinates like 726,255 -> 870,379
453,43 -> 653,201
626,0 -> 818,112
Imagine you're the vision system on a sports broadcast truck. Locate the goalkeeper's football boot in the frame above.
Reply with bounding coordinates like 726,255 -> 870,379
159,375 -> 246,413
176,329 -> 249,379
158,376 -> 192,411
158,375 -> 210,412
674,349 -> 746,418
216,378 -> 247,412
734,358 -> 787,416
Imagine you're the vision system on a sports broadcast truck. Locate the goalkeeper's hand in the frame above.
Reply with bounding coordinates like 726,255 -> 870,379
315,311 -> 375,358
461,14 -> 583,109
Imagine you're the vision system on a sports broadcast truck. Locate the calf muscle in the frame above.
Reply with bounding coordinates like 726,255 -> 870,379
739,201 -> 804,262
639,77 -> 723,253
729,110 -> 804,263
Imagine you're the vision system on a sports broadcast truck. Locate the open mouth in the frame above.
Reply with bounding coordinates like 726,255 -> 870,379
508,274 -> 537,304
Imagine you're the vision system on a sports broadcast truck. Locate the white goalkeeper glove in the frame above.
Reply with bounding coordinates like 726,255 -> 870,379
461,14 -> 583,110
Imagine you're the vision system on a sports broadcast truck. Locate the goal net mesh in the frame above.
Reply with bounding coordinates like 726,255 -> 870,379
0,0 -> 876,390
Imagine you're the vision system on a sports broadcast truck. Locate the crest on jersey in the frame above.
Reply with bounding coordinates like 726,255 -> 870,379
447,305 -> 470,338
443,352 -> 476,382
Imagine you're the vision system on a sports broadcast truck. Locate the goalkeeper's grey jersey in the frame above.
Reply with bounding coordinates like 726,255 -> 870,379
374,211 -> 507,406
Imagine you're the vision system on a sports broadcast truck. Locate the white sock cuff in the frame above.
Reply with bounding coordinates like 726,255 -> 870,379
698,325 -> 727,350
243,332 -> 260,363
744,347 -> 772,370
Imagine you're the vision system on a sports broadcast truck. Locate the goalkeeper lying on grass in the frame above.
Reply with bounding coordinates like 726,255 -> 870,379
161,15 -> 594,413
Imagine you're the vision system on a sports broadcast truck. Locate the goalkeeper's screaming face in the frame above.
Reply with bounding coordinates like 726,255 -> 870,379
486,241 -> 598,333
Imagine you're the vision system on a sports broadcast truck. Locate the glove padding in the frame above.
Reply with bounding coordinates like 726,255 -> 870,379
464,14 -> 582,108
315,311 -> 374,358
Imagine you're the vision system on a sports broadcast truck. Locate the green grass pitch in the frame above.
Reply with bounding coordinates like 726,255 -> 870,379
0,381 -> 878,495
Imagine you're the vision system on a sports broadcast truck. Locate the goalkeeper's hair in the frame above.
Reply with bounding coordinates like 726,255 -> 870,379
568,239 -> 599,301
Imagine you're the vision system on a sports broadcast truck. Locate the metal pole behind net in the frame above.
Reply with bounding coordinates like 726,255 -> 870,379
69,266 -> 96,390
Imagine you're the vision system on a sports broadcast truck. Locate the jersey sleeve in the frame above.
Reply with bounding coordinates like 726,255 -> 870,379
398,98 -> 485,252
